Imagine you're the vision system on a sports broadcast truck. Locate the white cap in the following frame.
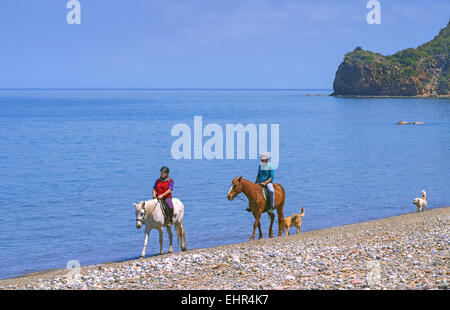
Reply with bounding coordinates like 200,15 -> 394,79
260,152 -> 270,160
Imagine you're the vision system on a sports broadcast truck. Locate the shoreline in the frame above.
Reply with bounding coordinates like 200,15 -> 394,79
1,206 -> 448,289
331,94 -> 450,98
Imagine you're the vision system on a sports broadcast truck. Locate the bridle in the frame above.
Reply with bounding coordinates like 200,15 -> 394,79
230,182 -> 247,202
136,200 -> 162,225
230,179 -> 265,203
136,204 -> 146,225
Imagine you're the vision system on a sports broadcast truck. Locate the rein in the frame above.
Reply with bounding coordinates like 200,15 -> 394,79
137,199 -> 162,225
234,179 -> 261,204
235,193 -> 248,202
147,199 -> 162,216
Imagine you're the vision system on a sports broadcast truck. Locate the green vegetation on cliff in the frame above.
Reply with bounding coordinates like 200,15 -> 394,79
333,21 -> 449,96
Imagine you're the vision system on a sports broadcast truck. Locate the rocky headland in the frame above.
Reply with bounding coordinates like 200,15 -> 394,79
333,21 -> 449,97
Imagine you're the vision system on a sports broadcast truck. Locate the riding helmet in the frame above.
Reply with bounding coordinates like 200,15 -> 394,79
160,166 -> 170,173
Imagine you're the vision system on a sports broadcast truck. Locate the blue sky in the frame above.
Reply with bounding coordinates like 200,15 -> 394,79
0,0 -> 448,89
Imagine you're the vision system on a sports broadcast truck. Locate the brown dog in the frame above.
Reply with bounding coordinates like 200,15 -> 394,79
282,207 -> 305,236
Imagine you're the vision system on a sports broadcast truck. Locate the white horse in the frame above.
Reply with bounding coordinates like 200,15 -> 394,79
133,198 -> 187,258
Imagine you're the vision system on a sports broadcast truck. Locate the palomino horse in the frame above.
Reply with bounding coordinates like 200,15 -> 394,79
133,198 -> 187,258
227,176 -> 285,240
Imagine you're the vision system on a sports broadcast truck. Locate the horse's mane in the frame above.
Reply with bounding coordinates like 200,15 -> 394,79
240,177 -> 263,201
240,177 -> 258,188
141,199 -> 157,211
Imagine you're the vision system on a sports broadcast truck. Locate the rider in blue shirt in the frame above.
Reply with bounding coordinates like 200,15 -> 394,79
247,152 -> 275,211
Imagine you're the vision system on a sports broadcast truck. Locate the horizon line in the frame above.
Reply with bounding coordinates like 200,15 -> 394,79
0,88 -> 333,91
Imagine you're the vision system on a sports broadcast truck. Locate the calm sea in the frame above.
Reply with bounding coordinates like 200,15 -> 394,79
0,89 -> 449,279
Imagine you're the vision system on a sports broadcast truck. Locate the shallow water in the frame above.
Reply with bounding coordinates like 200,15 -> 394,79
0,89 -> 449,279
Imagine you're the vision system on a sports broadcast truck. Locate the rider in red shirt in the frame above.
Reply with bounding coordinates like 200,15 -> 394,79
153,166 -> 174,224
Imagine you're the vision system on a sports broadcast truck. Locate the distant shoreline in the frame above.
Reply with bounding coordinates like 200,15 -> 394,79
2,89 -> 448,98
0,88 -> 332,91
331,94 -> 450,98
1,206 -> 448,289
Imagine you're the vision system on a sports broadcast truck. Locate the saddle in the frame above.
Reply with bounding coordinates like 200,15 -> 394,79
158,199 -> 172,225
261,186 -> 273,212
245,185 -> 274,213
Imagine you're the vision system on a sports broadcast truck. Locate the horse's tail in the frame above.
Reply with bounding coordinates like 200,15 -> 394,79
300,207 -> 305,217
174,220 -> 183,247
173,199 -> 183,247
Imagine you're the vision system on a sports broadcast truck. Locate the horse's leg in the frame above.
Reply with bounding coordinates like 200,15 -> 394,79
268,212 -> 275,238
141,228 -> 150,258
257,221 -> 263,240
273,184 -> 286,237
158,228 -> 164,255
276,203 -> 285,237
180,220 -> 187,251
250,206 -> 263,241
166,226 -> 173,254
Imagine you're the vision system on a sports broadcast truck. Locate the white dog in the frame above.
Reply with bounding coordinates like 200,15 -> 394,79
413,190 -> 427,212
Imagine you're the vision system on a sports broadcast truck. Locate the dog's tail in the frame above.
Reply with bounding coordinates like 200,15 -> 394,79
300,207 -> 305,217
422,190 -> 427,201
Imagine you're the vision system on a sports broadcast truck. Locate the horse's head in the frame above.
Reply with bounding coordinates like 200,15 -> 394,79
227,176 -> 243,200
133,201 -> 146,229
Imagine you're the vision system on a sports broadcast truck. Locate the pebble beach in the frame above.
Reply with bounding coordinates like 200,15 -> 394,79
1,207 -> 448,290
